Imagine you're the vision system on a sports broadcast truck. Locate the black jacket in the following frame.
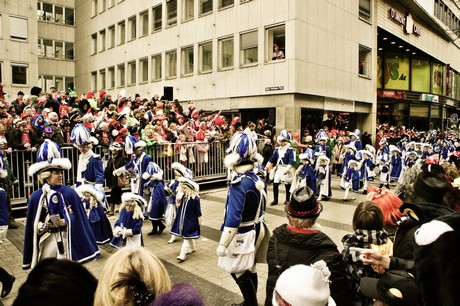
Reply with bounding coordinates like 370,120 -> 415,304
265,224 -> 352,306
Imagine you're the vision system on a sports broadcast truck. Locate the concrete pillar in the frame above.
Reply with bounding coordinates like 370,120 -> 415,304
275,105 -> 301,135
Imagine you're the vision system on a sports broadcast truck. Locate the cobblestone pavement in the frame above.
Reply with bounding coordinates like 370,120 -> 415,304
0,176 -> 375,306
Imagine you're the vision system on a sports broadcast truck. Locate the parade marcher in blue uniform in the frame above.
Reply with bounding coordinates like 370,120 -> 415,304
24,140 -> 100,270
313,130 -> 331,159
217,132 -> 267,306
347,130 -> 362,151
357,149 -> 375,194
71,124 -> 104,188
341,159 -> 360,201
166,162 -> 194,244
292,151 -> 316,195
315,155 -> 332,201
266,130 -> 295,205
389,145 -> 402,183
110,192 -> 146,248
113,136 -> 151,198
143,162 -> 167,236
376,137 -> 390,164
170,177 -> 202,262
421,143 -> 432,160
340,144 -> 357,186
76,184 -> 113,245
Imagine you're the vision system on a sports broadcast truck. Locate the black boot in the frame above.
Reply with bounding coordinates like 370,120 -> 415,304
233,271 -> 258,306
284,184 -> 291,204
157,221 -> 166,235
148,221 -> 158,235
271,183 -> 279,206
0,268 -> 15,298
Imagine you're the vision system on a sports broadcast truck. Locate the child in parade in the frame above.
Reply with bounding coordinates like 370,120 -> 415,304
358,149 -> 375,194
143,162 -> 167,236
110,192 -> 146,248
292,151 -> 316,195
378,155 -> 391,189
170,177 -> 202,262
341,159 -> 361,201
315,155 -> 332,201
166,162 -> 194,244
76,185 -> 113,245
389,145 -> 402,183
340,144 -> 357,185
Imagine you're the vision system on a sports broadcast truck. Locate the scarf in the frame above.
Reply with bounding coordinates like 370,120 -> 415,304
77,150 -> 96,183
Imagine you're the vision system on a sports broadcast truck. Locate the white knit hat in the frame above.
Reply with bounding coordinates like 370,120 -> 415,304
273,261 -> 336,306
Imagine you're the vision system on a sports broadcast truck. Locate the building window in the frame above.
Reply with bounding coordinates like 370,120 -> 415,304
128,15 -> 136,41
200,0 -> 213,15
140,10 -> 149,37
139,57 -> 148,83
55,6 -> 63,24
12,64 -> 27,85
151,54 -> 162,81
118,21 -> 125,45
42,39 -> 53,57
55,77 -> 63,91
108,66 -> 115,88
359,45 -> 371,77
108,25 -> 115,49
99,29 -> 106,52
167,0 -> 177,26
359,0 -> 371,22
153,4 -> 162,31
183,0 -> 194,22
38,39 -> 44,57
92,0 -> 98,17
182,46 -> 194,76
240,30 -> 258,66
91,33 -> 97,54
65,7 -> 75,25
65,42 -> 74,60
128,61 -> 136,85
218,36 -> 234,69
0,14 -> 2,39
55,41 -> 63,59
118,64 -> 125,86
91,71 -> 97,91
43,3 -> 53,21
166,50 -> 177,78
66,77 -> 74,91
99,69 -> 106,89
42,75 -> 53,91
9,16 -> 28,40
219,0 -> 234,9
108,0 -> 115,9
266,24 -> 285,61
100,0 -> 106,13
199,41 -> 212,73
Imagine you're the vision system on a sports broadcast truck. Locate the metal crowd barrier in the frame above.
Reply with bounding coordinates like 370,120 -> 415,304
7,140 -> 230,210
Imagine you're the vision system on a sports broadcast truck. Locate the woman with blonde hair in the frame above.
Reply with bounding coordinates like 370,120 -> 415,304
94,247 -> 172,306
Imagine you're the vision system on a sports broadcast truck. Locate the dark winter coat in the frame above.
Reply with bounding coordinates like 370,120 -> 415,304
265,224 -> 352,306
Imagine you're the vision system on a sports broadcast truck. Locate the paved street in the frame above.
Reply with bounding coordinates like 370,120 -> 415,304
0,176 -> 373,306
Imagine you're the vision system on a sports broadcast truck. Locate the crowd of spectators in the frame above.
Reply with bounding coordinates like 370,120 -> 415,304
0,86 -> 279,155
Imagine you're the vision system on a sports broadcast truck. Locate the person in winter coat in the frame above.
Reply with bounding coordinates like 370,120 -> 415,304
265,186 -> 352,306
104,142 -> 128,216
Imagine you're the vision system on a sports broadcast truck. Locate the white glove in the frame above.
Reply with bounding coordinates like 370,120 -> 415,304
216,244 -> 227,257
216,227 -> 237,256
122,229 -> 133,238
114,226 -> 122,237
113,167 -> 126,176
